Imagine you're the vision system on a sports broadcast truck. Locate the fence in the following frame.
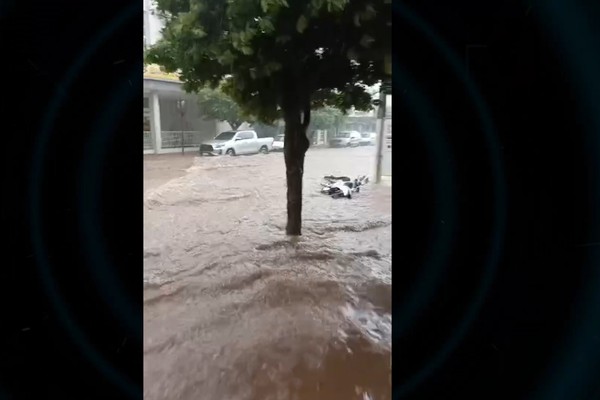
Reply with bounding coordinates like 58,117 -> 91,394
143,131 -> 153,150
144,131 -> 208,151
161,131 -> 206,148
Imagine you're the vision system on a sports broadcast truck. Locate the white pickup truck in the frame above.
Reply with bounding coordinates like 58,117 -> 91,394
199,130 -> 274,156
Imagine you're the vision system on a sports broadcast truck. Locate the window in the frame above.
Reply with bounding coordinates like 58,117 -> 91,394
239,131 -> 254,140
215,131 -> 236,140
143,97 -> 151,131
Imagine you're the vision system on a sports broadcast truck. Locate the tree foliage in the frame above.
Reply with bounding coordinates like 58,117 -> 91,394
196,87 -> 248,130
310,106 -> 344,131
147,0 -> 390,234
147,0 -> 390,121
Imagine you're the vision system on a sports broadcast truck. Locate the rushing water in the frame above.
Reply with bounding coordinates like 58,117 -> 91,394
144,147 -> 391,400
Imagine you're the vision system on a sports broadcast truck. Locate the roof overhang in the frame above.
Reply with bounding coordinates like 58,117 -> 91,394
143,77 -> 183,95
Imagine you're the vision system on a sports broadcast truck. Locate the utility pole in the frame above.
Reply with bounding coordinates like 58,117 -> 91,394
375,81 -> 391,184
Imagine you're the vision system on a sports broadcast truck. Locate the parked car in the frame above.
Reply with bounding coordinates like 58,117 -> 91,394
359,132 -> 377,146
272,134 -> 284,151
329,131 -> 361,147
199,130 -> 274,156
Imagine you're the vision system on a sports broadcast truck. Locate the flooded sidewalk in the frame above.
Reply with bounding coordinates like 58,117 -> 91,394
144,153 -> 197,193
144,147 -> 391,400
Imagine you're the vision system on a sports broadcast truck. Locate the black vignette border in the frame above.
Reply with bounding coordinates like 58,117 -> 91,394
393,0 -> 600,399
0,0 -> 143,399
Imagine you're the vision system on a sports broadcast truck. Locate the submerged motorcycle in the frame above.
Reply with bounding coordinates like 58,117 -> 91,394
320,175 -> 369,199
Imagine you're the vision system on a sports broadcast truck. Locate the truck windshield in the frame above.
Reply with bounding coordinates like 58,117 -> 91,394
275,135 -> 284,141
215,131 -> 236,140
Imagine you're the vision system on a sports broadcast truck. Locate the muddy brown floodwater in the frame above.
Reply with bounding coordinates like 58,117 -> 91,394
144,146 -> 391,400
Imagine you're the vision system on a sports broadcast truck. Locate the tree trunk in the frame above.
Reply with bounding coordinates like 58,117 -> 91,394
283,102 -> 311,236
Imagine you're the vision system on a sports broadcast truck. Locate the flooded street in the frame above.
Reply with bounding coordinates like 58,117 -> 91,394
143,147 -> 391,400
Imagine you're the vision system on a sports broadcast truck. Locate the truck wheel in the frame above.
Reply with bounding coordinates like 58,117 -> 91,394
259,146 -> 269,154
226,148 -> 235,156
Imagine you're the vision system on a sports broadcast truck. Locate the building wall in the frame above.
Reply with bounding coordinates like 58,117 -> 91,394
215,121 -> 253,132
158,98 -> 212,131
157,97 -> 218,146
143,0 -> 164,48
216,121 -> 231,133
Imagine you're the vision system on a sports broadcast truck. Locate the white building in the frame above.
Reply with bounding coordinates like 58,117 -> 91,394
143,0 -> 163,49
143,2 -> 234,154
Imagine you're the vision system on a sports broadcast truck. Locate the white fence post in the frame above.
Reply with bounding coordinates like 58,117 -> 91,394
150,92 -> 162,154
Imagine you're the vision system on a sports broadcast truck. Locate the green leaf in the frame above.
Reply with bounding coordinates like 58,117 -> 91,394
192,27 -> 207,38
296,15 -> 308,33
326,0 -> 347,12
172,20 -> 184,34
258,18 -> 275,33
217,49 -> 235,65
260,0 -> 269,12
241,46 -> 254,55
230,32 -> 241,47
245,27 -> 257,40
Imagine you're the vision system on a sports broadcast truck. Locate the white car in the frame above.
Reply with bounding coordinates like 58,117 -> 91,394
359,132 -> 377,146
272,134 -> 284,151
329,131 -> 361,147
199,130 -> 274,156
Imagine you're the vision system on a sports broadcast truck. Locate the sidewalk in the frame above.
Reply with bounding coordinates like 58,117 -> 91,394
144,152 -> 196,193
